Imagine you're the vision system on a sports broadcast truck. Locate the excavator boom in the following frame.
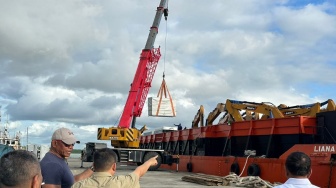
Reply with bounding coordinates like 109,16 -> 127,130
225,99 -> 284,122
206,103 -> 225,125
279,99 -> 336,117
192,105 -> 204,128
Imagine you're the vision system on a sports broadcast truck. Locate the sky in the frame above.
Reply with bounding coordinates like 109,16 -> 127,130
0,0 -> 335,149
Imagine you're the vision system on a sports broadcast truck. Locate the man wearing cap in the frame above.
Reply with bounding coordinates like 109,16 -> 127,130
40,127 -> 94,188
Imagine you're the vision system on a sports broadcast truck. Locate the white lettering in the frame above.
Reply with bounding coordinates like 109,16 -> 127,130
313,145 -> 335,152
326,146 -> 330,152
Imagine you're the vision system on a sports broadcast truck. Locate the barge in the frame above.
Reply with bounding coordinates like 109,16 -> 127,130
139,111 -> 336,188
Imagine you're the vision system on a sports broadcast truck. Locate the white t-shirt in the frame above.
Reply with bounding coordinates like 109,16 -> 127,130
273,178 -> 319,188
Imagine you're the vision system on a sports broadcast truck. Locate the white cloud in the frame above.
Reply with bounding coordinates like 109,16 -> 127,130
0,0 -> 335,148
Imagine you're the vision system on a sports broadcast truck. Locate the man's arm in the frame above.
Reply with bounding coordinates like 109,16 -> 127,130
74,168 -> 94,182
133,155 -> 158,178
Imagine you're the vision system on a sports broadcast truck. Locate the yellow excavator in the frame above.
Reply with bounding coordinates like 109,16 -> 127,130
202,99 -> 284,125
191,105 -> 205,128
278,99 -> 336,117
201,99 -> 336,125
223,99 -> 284,122
205,103 -> 225,125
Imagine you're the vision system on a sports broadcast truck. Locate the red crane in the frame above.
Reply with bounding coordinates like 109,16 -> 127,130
119,0 -> 168,129
98,0 -> 169,148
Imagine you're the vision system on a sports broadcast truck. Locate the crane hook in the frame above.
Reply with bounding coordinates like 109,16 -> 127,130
164,8 -> 168,20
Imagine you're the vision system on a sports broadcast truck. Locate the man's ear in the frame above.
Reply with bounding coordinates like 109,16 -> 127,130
112,163 -> 117,171
285,167 -> 289,178
308,168 -> 312,178
51,140 -> 56,147
32,174 -> 41,188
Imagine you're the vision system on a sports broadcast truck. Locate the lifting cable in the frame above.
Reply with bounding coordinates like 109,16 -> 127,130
163,0 -> 169,75
154,1 -> 176,117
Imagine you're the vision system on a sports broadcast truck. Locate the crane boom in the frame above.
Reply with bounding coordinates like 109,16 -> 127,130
119,0 -> 168,128
145,0 -> 167,50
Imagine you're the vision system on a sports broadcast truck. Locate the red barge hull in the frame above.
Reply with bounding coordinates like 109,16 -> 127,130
140,111 -> 336,188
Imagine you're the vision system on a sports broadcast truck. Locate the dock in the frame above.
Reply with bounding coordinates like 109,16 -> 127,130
68,157 -> 239,188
